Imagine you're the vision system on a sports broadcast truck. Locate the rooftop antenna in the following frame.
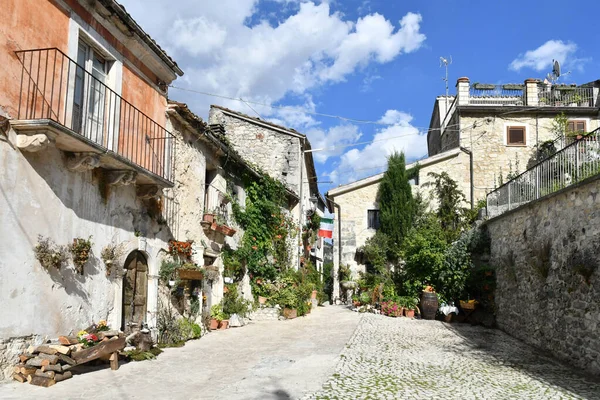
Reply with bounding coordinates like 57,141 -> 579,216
440,56 -> 452,110
546,59 -> 561,84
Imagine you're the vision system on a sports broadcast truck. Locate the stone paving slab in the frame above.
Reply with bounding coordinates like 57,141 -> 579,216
303,313 -> 600,400
0,305 -> 360,400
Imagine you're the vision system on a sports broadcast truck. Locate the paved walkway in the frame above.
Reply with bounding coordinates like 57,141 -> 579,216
3,308 -> 600,399
0,306 -> 360,400
304,313 -> 600,400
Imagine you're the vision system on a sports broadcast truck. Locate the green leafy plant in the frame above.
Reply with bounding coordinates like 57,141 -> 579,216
210,304 -> 227,321
159,259 -> 180,285
34,235 -> 68,270
223,284 -> 252,318
69,236 -> 93,274
178,318 -> 202,340
124,347 -> 163,361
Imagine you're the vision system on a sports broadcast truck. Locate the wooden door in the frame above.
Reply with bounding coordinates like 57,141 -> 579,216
122,251 -> 148,332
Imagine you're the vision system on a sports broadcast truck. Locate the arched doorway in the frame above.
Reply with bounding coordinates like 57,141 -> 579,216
121,251 -> 148,332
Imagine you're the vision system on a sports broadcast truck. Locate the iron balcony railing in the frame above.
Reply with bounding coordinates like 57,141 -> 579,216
487,128 -> 600,217
15,48 -> 174,183
537,85 -> 596,107
468,84 -> 524,106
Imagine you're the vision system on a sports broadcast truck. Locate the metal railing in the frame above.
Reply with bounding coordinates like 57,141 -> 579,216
15,48 -> 174,182
468,84 -> 524,106
487,128 -> 600,217
537,85 -> 596,107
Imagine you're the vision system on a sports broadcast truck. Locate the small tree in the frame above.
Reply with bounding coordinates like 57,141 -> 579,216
378,152 -> 415,252
427,171 -> 468,242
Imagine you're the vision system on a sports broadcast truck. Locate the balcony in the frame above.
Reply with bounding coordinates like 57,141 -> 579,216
456,78 -> 599,109
12,48 -> 174,188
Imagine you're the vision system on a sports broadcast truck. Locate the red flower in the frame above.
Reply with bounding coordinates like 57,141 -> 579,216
252,245 -> 258,250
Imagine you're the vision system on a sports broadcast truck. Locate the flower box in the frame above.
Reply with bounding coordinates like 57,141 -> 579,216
214,224 -> 236,237
177,269 -> 203,281
203,214 -> 215,223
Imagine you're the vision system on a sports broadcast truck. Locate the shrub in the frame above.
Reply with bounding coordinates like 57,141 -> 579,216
178,318 -> 202,340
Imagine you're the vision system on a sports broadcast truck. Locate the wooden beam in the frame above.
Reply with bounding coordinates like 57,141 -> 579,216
71,337 -> 126,365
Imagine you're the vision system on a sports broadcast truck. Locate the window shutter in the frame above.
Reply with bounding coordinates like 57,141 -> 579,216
576,121 -> 586,132
507,127 -> 525,145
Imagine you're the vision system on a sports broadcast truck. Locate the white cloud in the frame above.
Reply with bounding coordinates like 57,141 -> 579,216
118,0 -> 425,121
509,40 -> 577,72
306,124 -> 363,163
326,110 -> 427,184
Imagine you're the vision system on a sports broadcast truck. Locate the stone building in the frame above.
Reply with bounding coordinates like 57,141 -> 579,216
166,101 -> 303,311
326,77 -> 600,292
208,105 -> 322,269
0,0 -> 183,379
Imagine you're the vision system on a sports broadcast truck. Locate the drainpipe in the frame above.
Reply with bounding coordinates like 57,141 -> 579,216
325,195 -> 342,303
460,146 -> 474,209
297,138 -> 305,270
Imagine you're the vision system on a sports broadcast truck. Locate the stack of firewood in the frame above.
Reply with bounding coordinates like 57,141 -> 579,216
12,330 -> 123,387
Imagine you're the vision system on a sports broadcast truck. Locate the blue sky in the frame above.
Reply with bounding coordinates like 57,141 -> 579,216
119,0 -> 599,194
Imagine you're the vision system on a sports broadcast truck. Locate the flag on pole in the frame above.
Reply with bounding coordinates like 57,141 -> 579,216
318,217 -> 334,238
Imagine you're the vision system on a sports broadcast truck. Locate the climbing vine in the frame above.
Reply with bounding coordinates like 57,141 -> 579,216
225,170 -> 298,283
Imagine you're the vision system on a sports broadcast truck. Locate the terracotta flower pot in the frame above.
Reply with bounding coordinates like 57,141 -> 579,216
258,296 -> 267,305
404,309 -> 415,318
283,308 -> 297,319
311,290 -> 318,300
210,319 -> 219,330
218,320 -> 229,330
203,214 -> 215,223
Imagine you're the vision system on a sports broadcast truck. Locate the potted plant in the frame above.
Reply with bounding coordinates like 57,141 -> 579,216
177,263 -> 204,280
403,297 -> 417,318
69,236 -> 93,274
352,294 -> 360,307
210,304 -> 222,330
100,242 -> 124,277
202,209 -> 215,223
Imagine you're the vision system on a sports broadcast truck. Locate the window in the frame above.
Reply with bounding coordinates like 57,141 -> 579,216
567,120 -> 587,135
367,209 -> 380,230
73,40 -> 109,142
506,126 -> 526,146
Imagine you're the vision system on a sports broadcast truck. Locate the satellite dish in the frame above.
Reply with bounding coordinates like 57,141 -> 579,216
553,60 -> 561,78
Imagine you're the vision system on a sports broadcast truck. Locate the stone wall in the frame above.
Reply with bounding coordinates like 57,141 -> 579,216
331,178 -> 380,277
0,127 -> 172,379
208,107 -> 302,194
486,175 -> 600,375
459,114 -> 599,203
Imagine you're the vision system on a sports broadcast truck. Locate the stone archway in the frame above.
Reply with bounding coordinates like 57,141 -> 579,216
122,250 -> 148,332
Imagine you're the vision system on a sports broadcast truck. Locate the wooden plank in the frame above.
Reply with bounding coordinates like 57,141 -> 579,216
12,373 -> 26,383
109,351 -> 119,371
29,376 -> 56,387
58,336 -> 79,345
55,371 -> 73,383
71,337 -> 126,365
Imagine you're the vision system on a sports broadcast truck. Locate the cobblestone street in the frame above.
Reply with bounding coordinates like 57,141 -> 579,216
2,307 -> 600,399
304,313 -> 600,400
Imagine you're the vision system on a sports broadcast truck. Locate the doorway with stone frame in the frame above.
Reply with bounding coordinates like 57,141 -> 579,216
122,251 -> 148,333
